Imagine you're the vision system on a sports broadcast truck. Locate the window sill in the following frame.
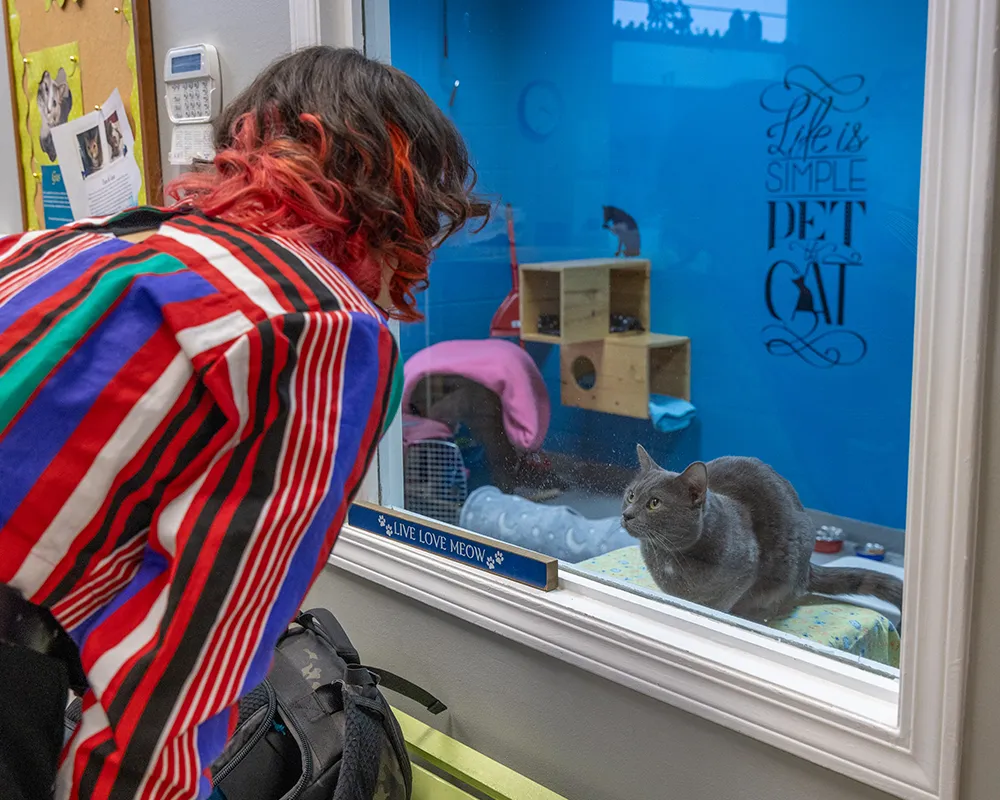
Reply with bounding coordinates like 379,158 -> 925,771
330,525 -> 933,799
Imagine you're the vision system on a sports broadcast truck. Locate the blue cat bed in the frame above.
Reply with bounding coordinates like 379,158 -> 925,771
459,485 -> 634,563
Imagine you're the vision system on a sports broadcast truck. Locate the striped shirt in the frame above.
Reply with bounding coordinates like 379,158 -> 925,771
0,206 -> 397,799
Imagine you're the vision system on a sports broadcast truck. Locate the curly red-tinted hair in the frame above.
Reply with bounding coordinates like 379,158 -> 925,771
167,47 -> 485,321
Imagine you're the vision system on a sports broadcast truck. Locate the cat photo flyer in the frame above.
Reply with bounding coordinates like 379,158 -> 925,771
49,87 -> 141,221
23,41 -> 83,227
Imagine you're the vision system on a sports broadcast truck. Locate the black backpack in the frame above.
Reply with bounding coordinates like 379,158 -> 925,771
66,608 -> 445,800
209,608 -> 447,800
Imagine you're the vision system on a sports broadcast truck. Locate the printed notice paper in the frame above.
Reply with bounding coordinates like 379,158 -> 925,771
50,88 -> 142,220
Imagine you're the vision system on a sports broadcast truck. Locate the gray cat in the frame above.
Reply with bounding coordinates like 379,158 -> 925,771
621,445 -> 903,623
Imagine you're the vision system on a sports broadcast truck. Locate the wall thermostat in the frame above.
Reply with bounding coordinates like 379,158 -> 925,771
164,44 -> 222,125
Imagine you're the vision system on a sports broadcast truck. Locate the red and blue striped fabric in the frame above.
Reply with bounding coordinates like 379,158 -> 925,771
0,207 -> 397,800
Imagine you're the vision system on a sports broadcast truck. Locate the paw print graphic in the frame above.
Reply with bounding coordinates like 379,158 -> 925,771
486,557 -> 496,570
377,514 -> 387,529
494,551 -> 504,565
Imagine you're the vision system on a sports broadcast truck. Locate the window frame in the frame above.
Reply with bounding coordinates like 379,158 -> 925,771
323,1 -> 999,798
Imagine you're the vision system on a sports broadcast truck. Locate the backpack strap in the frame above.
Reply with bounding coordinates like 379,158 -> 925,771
330,681 -> 391,800
363,666 -> 447,715
298,608 -> 448,713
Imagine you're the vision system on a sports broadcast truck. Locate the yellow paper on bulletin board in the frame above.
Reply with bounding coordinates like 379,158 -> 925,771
24,42 -> 83,166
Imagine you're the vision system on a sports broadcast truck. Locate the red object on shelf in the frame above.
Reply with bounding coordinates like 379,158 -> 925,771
813,538 -> 844,554
489,203 -> 522,342
814,525 -> 846,554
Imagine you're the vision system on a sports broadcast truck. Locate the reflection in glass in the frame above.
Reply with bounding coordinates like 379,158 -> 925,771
387,0 -> 925,672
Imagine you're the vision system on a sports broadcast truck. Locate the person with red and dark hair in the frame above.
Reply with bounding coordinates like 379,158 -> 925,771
0,47 -> 484,800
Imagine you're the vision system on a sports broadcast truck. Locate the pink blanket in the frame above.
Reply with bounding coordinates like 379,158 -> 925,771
402,416 -> 454,447
402,339 -> 550,452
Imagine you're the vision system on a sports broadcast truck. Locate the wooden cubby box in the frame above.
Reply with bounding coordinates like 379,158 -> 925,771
560,334 -> 691,419
519,258 -> 650,344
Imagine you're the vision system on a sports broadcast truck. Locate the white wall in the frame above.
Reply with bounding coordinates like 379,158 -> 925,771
0,24 -> 23,233
149,0 -> 292,186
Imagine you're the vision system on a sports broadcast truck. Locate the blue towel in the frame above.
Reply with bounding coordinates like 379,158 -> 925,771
648,394 -> 697,433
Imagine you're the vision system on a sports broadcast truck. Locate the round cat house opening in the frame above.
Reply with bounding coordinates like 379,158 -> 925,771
571,356 -> 598,390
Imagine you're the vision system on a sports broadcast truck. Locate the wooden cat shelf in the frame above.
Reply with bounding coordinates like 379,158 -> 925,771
561,334 -> 690,419
518,258 -> 691,419
519,258 -> 650,344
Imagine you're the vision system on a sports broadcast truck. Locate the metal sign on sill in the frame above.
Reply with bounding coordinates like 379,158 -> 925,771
348,502 -> 558,591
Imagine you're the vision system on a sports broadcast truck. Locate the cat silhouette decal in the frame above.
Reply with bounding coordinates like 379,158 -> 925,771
602,205 -> 641,257
791,274 -> 817,320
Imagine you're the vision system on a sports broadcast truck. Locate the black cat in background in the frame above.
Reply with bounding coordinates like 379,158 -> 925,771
602,205 -> 641,257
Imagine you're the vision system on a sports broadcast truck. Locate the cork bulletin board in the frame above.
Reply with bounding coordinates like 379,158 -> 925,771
4,0 -> 161,230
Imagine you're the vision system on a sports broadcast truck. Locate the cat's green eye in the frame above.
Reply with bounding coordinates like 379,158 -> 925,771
647,498 -> 660,510
627,490 -> 635,502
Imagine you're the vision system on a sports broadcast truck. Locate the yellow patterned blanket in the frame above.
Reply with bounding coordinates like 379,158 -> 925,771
575,546 -> 900,668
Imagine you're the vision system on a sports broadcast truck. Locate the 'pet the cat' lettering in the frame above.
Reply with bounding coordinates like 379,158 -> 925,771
764,257 -> 857,327
766,200 -> 867,250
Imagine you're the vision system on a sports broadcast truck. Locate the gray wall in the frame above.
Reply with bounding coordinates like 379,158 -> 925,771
150,0 -> 292,186
307,572 -> 900,800
142,5 -> 1000,798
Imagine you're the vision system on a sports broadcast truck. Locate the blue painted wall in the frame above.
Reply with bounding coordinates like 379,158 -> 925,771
390,0 -> 927,529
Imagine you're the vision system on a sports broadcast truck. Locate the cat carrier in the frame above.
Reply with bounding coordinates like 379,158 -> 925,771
403,439 -> 468,526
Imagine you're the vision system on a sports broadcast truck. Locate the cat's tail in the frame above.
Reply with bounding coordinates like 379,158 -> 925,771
808,564 -> 903,609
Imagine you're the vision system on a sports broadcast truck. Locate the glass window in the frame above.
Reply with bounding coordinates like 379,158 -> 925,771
376,0 -> 927,673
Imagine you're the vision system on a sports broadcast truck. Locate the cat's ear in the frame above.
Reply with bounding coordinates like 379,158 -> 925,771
636,444 -> 658,472
680,462 -> 709,507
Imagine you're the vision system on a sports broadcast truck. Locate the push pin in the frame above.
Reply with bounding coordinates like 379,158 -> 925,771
113,6 -> 121,13
22,57 -> 28,65
69,56 -> 78,62
94,105 -> 101,111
